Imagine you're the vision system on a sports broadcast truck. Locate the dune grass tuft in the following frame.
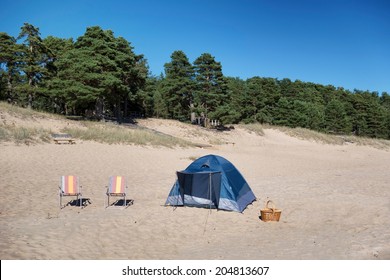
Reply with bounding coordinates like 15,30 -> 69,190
62,122 -> 195,147
0,102 -> 60,120
0,123 -> 52,144
238,123 -> 265,136
269,125 -> 390,150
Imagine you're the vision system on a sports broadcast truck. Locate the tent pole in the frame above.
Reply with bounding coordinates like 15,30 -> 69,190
209,173 -> 212,213
203,172 -> 212,235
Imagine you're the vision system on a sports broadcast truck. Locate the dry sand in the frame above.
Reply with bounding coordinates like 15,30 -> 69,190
1,116 -> 390,260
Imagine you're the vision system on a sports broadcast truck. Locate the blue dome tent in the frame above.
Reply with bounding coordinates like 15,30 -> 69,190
165,154 -> 256,212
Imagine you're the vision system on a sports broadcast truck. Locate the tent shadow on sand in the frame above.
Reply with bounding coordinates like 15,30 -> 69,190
165,154 -> 256,213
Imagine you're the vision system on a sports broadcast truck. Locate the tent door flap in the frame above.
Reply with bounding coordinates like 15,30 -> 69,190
176,171 -> 222,208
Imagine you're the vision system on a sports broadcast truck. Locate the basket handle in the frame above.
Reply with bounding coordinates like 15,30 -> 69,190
266,200 -> 276,212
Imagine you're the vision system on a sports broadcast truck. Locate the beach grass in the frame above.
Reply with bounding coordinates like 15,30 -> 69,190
62,122 -> 195,147
270,125 -> 390,149
0,123 -> 52,144
0,102 -> 195,147
1,101 -> 389,149
238,123 -> 265,136
0,102 -> 60,120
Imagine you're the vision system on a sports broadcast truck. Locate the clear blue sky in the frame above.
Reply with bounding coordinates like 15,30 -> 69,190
2,0 -> 389,93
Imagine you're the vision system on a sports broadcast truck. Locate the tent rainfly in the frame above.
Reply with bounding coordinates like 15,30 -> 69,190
165,154 -> 256,212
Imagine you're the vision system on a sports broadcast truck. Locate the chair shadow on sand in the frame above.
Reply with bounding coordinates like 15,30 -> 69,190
65,198 -> 92,208
107,199 -> 134,208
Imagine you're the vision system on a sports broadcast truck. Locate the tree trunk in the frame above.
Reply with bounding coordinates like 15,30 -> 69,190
124,95 -> 128,118
6,73 -> 13,103
27,77 -> 33,109
115,100 -> 122,124
95,97 -> 104,120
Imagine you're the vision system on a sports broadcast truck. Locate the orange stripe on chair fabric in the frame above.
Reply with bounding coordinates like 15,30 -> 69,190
62,175 -> 77,194
110,176 -> 124,194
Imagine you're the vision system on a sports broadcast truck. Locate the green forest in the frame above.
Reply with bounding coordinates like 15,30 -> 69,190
1,23 -> 390,139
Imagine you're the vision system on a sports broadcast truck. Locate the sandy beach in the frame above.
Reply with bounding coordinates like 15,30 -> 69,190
1,115 -> 390,260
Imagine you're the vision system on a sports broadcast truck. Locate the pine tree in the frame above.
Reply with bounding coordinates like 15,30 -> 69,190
161,50 -> 195,121
49,26 -> 146,118
325,99 -> 351,134
193,53 -> 227,120
220,77 -> 246,124
0,32 -> 22,103
16,23 -> 53,108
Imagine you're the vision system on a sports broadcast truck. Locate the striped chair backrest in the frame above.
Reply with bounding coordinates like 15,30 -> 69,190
108,176 -> 126,194
61,175 -> 79,194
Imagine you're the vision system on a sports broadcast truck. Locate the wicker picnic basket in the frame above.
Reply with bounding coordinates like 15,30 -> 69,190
260,200 -> 282,222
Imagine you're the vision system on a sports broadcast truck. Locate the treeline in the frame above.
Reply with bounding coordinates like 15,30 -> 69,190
1,23 -> 389,139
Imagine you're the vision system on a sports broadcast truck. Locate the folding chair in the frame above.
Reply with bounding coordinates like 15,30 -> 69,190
59,175 -> 83,209
106,176 -> 127,207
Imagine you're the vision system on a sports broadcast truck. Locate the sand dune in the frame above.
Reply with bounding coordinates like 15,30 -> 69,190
1,115 -> 390,259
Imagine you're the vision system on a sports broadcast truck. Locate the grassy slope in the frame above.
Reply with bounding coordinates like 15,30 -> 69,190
0,102 -> 193,147
1,102 -> 389,149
